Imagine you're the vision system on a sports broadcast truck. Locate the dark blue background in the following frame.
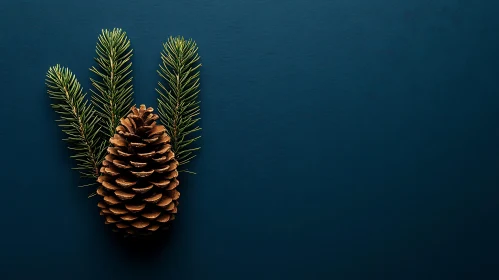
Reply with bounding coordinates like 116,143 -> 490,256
1,0 -> 498,279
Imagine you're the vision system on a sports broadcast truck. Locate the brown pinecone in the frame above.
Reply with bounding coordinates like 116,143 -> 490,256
96,104 -> 180,237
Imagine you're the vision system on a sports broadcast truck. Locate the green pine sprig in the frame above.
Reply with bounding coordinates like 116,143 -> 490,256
156,36 -> 202,172
90,28 -> 134,139
46,29 -> 202,192
46,65 -> 107,180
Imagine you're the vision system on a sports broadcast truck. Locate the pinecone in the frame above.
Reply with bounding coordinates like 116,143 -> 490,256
96,105 -> 180,237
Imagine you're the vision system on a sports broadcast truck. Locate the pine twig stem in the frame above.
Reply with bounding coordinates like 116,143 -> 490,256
46,65 -> 103,180
156,36 -> 202,170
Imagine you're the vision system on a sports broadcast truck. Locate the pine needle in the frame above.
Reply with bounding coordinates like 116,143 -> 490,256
156,36 -> 202,170
46,65 -> 106,179
90,28 -> 134,139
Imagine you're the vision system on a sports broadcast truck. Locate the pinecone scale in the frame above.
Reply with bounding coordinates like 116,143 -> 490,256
96,105 -> 180,236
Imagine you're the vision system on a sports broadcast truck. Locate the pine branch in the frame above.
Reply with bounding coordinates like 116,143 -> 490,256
156,36 -> 202,171
46,65 -> 105,179
90,28 -> 134,140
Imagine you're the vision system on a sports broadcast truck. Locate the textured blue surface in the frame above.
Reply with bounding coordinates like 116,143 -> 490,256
0,0 -> 499,279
